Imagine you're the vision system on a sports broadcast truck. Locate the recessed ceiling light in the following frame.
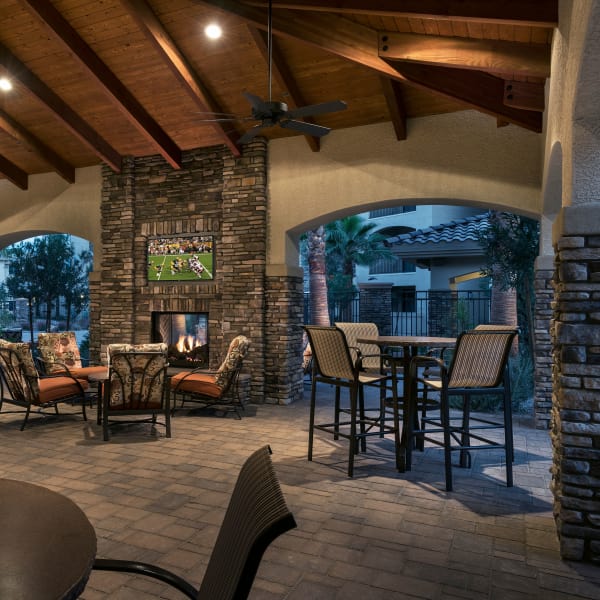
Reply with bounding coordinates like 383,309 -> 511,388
204,23 -> 222,40
0,77 -> 12,92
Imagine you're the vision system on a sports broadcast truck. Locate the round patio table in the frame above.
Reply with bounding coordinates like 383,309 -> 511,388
0,478 -> 97,600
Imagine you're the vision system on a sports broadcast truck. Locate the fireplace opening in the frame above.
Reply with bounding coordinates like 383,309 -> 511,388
152,312 -> 209,368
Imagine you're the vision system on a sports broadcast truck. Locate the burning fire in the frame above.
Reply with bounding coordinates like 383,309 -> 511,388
176,334 -> 203,353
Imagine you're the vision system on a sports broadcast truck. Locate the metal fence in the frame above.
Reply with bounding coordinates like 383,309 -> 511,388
304,290 -> 491,337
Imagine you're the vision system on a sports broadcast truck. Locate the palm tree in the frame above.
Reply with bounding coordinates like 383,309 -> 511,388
325,215 -> 392,319
306,226 -> 330,326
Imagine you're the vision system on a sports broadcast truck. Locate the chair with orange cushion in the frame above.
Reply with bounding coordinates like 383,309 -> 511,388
170,335 -> 250,419
102,343 -> 170,441
0,339 -> 88,430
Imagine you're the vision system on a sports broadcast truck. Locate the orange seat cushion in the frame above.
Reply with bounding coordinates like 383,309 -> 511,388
38,377 -> 88,404
170,371 -> 221,398
67,365 -> 108,380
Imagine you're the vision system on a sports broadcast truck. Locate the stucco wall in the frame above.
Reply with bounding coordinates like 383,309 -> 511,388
0,166 -> 102,268
268,110 -> 543,270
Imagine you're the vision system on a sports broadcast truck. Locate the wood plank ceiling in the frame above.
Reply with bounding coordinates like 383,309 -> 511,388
0,0 -> 557,189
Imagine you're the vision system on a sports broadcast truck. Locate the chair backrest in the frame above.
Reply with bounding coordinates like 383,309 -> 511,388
0,341 -> 40,402
448,329 -> 517,389
37,331 -> 82,373
105,344 -> 168,410
198,445 -> 296,600
304,326 -> 356,380
214,335 -> 250,391
335,322 -> 381,370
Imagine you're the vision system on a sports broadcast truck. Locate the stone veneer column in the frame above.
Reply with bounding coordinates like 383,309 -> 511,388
551,203 -> 600,562
220,139 -> 268,401
358,283 -> 392,335
264,271 -> 304,404
534,255 -> 554,429
99,158 -> 137,349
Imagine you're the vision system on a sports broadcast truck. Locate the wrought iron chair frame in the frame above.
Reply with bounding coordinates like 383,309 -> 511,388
102,349 -> 170,441
0,345 -> 88,430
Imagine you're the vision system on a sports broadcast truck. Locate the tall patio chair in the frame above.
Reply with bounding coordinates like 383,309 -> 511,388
304,325 -> 401,477
407,328 -> 518,491
170,335 -> 250,419
0,340 -> 88,430
102,343 -> 170,441
93,445 -> 296,600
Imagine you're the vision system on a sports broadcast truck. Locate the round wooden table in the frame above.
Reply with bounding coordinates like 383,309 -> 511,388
0,479 -> 97,600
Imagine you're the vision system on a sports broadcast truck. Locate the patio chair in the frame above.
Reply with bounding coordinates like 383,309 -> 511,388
304,325 -> 401,477
0,340 -> 88,430
170,335 -> 250,419
102,343 -> 170,441
407,328 -> 518,491
93,445 -> 296,600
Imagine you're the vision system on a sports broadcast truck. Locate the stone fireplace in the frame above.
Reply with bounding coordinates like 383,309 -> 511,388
152,312 -> 209,368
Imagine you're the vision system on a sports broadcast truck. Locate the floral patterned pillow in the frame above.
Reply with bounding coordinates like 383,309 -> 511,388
37,332 -> 82,374
215,335 -> 249,389
0,339 -> 40,400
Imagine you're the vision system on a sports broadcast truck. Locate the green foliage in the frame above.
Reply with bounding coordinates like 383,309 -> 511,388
5,234 -> 91,332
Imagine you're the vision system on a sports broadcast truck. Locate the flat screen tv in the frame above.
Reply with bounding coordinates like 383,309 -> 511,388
147,234 -> 214,282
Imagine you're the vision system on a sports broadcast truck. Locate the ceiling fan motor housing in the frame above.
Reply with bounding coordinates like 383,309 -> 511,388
252,101 -> 289,121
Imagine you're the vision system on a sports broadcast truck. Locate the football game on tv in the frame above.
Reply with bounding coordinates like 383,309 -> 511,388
147,235 -> 214,282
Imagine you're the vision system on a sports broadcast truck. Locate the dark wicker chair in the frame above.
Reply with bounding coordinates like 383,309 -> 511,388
407,328 -> 518,491
170,335 -> 250,419
93,445 -> 296,600
102,344 -> 170,441
0,341 -> 88,430
304,325 -> 401,477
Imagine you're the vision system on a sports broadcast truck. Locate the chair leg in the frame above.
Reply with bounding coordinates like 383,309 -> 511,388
442,392 -> 453,492
102,399 -> 110,442
165,406 -> 172,438
358,385 -> 366,453
459,393 -> 471,469
20,404 -> 32,431
348,386 -> 358,477
503,382 -> 514,487
308,376 -> 317,461
334,386 -> 340,440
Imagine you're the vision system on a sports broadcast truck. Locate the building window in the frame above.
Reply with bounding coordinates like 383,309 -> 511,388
369,206 -> 416,218
370,257 -> 416,274
392,286 -> 416,312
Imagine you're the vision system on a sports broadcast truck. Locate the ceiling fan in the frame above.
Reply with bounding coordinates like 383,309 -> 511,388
201,0 -> 347,145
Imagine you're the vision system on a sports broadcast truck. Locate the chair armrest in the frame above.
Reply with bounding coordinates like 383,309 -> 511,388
35,357 -> 75,377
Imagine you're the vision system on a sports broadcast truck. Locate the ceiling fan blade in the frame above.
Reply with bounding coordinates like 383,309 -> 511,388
287,100 -> 347,119
280,119 -> 331,137
238,123 -> 268,145
243,91 -> 267,111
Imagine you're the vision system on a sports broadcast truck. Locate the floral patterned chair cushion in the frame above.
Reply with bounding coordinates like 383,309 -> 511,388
37,332 -> 82,373
106,343 -> 168,408
0,338 -> 40,400
214,335 -> 250,389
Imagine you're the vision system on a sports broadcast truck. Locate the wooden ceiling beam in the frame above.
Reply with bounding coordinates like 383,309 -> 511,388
120,0 -> 241,157
21,0 -> 182,169
387,61 -> 542,132
379,32 -> 551,78
0,109 -> 75,183
198,0 -> 401,78
248,26 -> 320,152
379,77 -> 407,140
0,43 -> 122,172
0,154 -> 28,190
243,1 -> 558,27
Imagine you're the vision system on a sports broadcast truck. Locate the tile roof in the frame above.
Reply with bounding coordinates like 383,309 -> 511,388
385,212 -> 490,247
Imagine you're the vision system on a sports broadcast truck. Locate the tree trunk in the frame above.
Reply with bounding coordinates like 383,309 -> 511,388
490,275 -> 519,354
307,227 -> 330,326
